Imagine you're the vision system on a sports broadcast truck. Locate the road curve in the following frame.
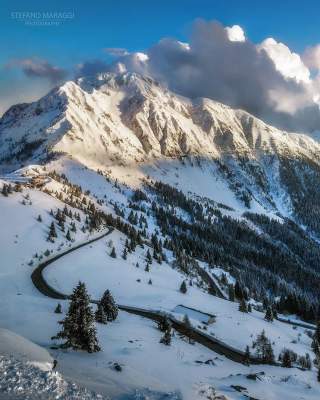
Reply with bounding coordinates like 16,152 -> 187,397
31,228 -> 114,300
31,227 -> 274,365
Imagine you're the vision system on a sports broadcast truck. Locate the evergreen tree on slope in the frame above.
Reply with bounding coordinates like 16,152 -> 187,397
160,326 -> 172,346
54,282 -> 100,352
253,330 -> 274,363
95,302 -> 107,324
100,289 -> 118,321
264,306 -> 274,322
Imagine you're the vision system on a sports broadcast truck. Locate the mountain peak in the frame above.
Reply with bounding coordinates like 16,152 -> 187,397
1,71 -> 320,174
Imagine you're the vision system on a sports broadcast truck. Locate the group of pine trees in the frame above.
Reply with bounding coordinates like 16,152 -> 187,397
238,299 -> 252,313
252,330 -> 275,364
279,157 -> 320,236
95,290 -> 118,324
1,182 -> 22,196
47,206 -> 82,242
1,183 -> 13,196
52,282 -> 118,353
146,180 -> 320,322
278,348 -> 311,369
312,321 -> 320,381
45,171 -> 107,233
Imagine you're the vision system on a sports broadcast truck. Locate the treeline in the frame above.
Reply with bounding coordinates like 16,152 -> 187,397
147,180 -> 320,321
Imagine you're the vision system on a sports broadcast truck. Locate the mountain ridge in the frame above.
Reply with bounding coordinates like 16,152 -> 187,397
1,72 -> 319,166
2,72 -> 320,233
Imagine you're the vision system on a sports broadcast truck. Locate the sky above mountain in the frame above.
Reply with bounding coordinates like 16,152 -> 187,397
2,0 -> 320,133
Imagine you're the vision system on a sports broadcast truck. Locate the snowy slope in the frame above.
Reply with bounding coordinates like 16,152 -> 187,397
43,230 -> 313,360
0,328 -> 52,369
0,328 -> 106,399
2,72 -> 320,399
2,71 -> 320,218
1,72 -> 319,167
0,171 -> 319,399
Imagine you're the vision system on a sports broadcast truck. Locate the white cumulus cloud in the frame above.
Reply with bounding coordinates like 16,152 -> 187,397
225,25 -> 246,42
258,38 -> 310,83
303,44 -> 320,71
117,20 -> 320,133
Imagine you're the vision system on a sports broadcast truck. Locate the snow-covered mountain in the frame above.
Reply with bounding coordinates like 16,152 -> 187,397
2,73 -> 320,399
1,72 -> 319,166
2,72 -> 320,230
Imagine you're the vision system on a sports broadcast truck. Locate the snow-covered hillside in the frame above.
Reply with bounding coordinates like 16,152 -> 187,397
0,328 -> 106,399
0,162 -> 319,399
1,72 -> 320,399
2,72 -> 320,223
1,72 -> 319,167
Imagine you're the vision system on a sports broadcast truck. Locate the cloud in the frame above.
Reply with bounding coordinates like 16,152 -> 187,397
258,38 -> 310,83
75,59 -> 109,77
104,47 -> 129,57
225,25 -> 246,42
7,58 -> 67,84
303,45 -> 320,71
117,20 -> 320,133
3,19 -> 320,133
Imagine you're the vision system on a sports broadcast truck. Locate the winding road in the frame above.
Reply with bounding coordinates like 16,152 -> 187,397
31,227 -> 281,365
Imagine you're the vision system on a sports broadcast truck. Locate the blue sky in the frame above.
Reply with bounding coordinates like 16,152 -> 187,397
2,0 -> 320,131
1,0 -> 320,68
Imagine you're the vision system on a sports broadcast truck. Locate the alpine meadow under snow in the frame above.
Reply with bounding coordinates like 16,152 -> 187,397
1,71 -> 320,399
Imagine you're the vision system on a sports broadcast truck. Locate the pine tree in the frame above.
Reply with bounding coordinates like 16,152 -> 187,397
264,306 -> 274,322
148,279 -> 152,285
146,249 -> 152,264
318,366 -> 320,382
66,229 -> 71,241
48,222 -> 57,241
239,299 -> 248,313
95,303 -> 107,324
144,262 -> 150,272
110,247 -> 117,258
314,320 -> 320,345
253,330 -> 275,363
281,349 -> 292,368
183,314 -> 192,330
179,280 -> 187,294
298,353 -> 311,370
70,222 -> 77,232
272,307 -> 278,320
160,327 -> 172,346
37,215 -> 42,222
100,290 -> 118,321
235,280 -> 244,300
243,345 -> 250,365
53,282 -> 100,352
247,303 -> 252,312
306,353 -> 312,370
1,184 -> 8,197
228,284 -> 235,302
157,315 -> 171,332
54,303 -> 62,314
122,247 -> 127,260
59,220 -> 65,232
